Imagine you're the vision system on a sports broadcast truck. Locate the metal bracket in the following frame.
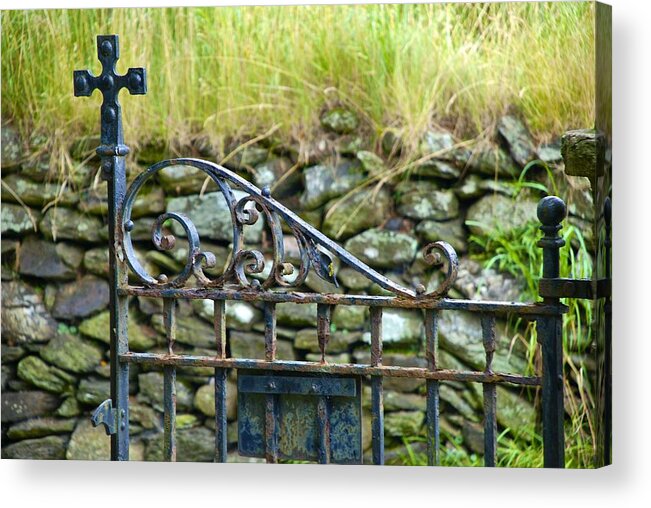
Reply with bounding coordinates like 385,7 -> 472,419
91,399 -> 117,435
539,278 -> 611,300
239,374 -> 357,397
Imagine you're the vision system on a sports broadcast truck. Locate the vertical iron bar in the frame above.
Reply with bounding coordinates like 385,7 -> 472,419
214,368 -> 227,463
483,384 -> 497,466
214,299 -> 226,360
162,298 -> 177,462
103,53 -> 130,464
317,396 -> 331,464
370,307 -> 384,465
263,301 -> 279,463
481,313 -> 497,467
74,35 -> 146,461
316,304 -> 333,464
163,366 -> 177,462
213,299 -> 227,463
113,286 -> 129,461
425,309 -> 440,466
317,304 -> 333,363
537,196 -> 567,468
265,394 -> 279,463
264,302 -> 277,362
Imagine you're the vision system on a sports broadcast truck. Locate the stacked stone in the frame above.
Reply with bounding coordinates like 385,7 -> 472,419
1,111 -> 592,463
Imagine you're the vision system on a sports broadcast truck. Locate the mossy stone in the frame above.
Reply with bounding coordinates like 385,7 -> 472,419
151,312 -> 214,348
440,384 -> 479,421
3,435 -> 67,460
383,391 -> 426,412
1,204 -> 40,236
415,218 -> 467,254
361,308 -> 423,346
17,356 -> 76,394
384,411 -> 425,437
51,275 -> 110,319
229,331 -> 295,360
299,159 -> 365,210
337,267 -> 372,290
167,189 -> 263,243
332,305 -> 368,330
356,150 -> 386,176
40,334 -> 104,374
466,194 -> 537,235
1,281 -> 58,344
497,115 -> 537,167
76,378 -> 110,406
1,391 -> 60,423
17,236 -> 81,280
438,311 -> 526,374
1,123 -> 26,169
294,329 -> 362,353
40,207 -> 104,243
193,378 -> 237,420
419,129 -> 455,158
137,372 -> 194,412
322,187 -> 391,240
192,299 -> 262,331
454,174 -> 485,200
344,228 -> 418,269
467,144 -> 519,177
129,400 -> 161,430
79,310 -> 157,351
7,417 -> 76,440
56,396 -> 81,418
1,174 -> 78,208
396,181 -> 459,221
145,426 -> 214,462
82,247 -> 110,278
66,419 -> 109,460
320,108 -> 359,134
276,302 -> 318,327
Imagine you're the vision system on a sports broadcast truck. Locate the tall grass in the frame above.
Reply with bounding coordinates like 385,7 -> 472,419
2,2 -> 595,154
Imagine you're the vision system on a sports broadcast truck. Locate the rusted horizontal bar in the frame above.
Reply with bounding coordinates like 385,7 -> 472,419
120,353 -> 541,386
539,278 -> 611,300
119,286 -> 566,315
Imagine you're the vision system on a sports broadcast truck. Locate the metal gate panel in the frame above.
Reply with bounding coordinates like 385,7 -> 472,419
238,373 -> 362,464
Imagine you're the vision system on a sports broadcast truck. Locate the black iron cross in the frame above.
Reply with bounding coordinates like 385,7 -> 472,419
73,35 -> 146,148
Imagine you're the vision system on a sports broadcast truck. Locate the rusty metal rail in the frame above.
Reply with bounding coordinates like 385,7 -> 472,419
119,354 -> 542,386
73,34 -> 608,468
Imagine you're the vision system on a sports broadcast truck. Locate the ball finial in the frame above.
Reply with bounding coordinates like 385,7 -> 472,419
537,196 -> 566,226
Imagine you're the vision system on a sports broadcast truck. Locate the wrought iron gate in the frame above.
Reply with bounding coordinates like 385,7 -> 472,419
74,35 -> 609,467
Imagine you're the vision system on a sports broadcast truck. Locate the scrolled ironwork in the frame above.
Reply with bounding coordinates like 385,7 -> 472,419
420,241 -> 459,298
120,158 -> 458,298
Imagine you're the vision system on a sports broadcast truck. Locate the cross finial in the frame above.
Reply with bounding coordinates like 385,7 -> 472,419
73,35 -> 146,147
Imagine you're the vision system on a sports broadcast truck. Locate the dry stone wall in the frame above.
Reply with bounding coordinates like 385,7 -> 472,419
1,111 -> 592,462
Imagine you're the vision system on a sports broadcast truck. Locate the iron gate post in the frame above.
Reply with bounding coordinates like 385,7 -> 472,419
603,196 -> 612,465
74,35 -> 147,460
536,196 -> 567,468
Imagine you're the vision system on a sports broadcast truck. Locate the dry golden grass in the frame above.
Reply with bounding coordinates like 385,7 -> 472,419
1,2 -> 595,155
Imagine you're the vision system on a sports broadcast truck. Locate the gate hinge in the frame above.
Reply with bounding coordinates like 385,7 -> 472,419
91,399 -> 117,435
539,278 -> 611,300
